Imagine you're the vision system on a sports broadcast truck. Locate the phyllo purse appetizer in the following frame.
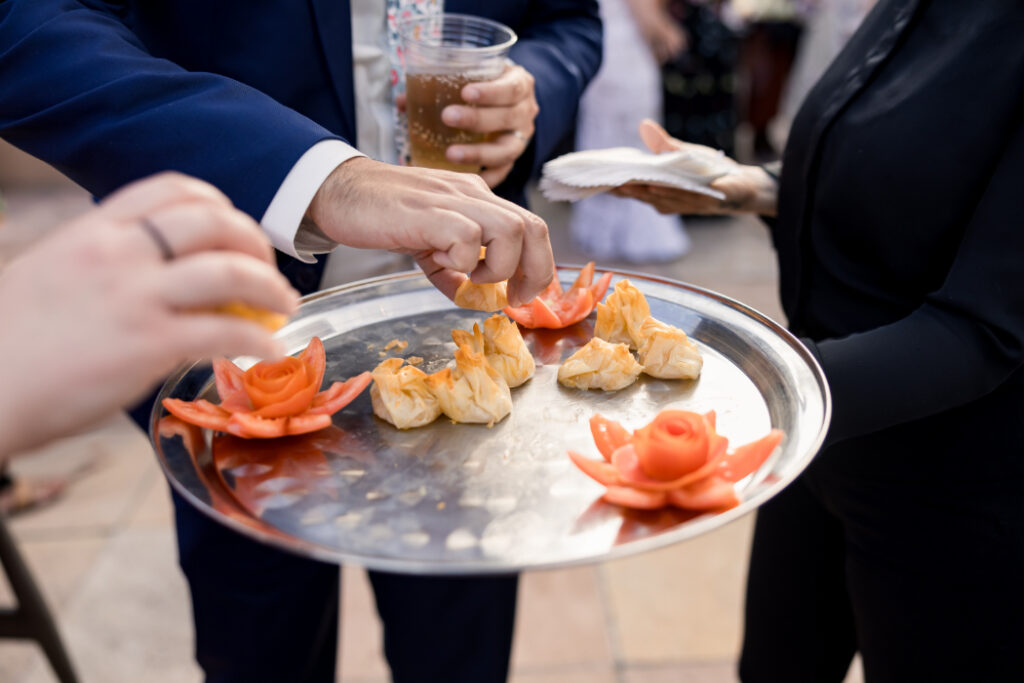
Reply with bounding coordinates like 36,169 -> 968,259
558,337 -> 643,391
370,357 -> 442,429
426,343 -> 513,425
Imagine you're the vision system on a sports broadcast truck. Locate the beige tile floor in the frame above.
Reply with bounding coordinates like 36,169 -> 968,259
0,184 -> 863,683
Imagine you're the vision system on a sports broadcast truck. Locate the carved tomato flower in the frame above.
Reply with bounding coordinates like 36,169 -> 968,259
569,410 -> 784,510
163,337 -> 371,439
504,262 -> 613,329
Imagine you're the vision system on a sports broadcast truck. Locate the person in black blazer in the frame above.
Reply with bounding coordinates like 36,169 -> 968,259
617,0 -> 1024,680
0,2 -> 601,682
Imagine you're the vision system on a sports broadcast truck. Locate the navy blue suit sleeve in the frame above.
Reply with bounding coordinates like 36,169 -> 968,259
810,117 -> 1024,446
501,0 -> 601,190
0,0 -> 343,220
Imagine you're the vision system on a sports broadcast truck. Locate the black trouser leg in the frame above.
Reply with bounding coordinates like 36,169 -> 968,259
739,477 -> 856,682
369,570 -> 519,683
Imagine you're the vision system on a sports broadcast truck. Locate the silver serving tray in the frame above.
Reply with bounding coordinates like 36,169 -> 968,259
151,266 -> 830,574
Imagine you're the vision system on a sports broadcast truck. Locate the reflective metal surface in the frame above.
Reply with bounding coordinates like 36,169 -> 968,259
151,267 -> 830,574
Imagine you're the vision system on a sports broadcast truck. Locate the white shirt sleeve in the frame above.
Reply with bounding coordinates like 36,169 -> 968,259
260,139 -> 366,263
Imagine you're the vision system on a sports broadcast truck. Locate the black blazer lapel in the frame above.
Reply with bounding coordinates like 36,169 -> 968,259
777,0 -> 922,317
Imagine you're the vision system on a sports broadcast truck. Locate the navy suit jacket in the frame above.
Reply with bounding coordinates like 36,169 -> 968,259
0,0 -> 600,258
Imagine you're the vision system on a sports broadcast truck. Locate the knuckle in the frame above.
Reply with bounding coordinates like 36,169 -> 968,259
452,219 -> 482,244
523,214 -> 549,241
191,202 -> 224,229
466,174 -> 490,192
503,212 -> 526,239
220,256 -> 251,285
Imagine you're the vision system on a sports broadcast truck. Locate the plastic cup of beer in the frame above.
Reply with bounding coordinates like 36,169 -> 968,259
398,13 -> 517,173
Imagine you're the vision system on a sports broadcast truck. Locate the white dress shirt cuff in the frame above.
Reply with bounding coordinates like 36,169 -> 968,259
260,139 -> 366,263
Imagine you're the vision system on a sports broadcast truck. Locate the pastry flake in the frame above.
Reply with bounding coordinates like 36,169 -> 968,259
558,337 -> 643,391
481,314 -> 536,388
636,316 -> 703,380
452,316 -> 536,388
595,279 -> 651,349
370,357 -> 442,429
426,343 -> 513,425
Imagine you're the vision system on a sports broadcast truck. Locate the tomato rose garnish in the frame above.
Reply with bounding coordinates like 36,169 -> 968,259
504,261 -> 613,329
569,411 -> 784,511
162,336 -> 370,439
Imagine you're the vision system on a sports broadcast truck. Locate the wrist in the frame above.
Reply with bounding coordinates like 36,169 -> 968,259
306,156 -> 371,244
740,165 -> 779,217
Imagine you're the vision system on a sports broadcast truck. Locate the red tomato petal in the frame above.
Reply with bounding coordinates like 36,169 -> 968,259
227,413 -> 288,439
589,271 -> 613,304
299,336 -> 327,391
568,450 -> 621,486
213,358 -> 250,412
570,262 -> 595,291
717,429 -> 784,482
603,486 -> 668,510
632,411 -> 710,480
503,305 -> 535,328
162,398 -> 231,432
243,356 -> 307,408
589,414 -> 633,461
554,289 -> 594,328
530,297 -> 563,328
667,477 -> 740,511
612,440 -> 732,492
285,413 -> 333,436
306,372 -> 372,416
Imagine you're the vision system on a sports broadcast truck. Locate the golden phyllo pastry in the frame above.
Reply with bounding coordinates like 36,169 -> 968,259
635,317 -> 703,379
452,316 -> 536,388
595,279 -> 651,349
481,314 -> 536,387
454,280 -> 509,312
450,322 -> 485,354
426,344 -> 513,425
370,358 -> 442,429
558,337 -> 643,391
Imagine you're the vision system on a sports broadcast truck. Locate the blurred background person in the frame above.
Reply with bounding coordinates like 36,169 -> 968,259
661,0 -> 740,158
570,0 -> 692,264
728,0 -> 812,161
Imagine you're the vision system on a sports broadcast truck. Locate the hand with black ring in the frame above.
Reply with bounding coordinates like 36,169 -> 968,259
0,172 -> 298,459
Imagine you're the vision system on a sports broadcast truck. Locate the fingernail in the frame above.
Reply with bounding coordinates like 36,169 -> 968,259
442,108 -> 462,126
448,148 -> 465,162
464,87 -> 479,102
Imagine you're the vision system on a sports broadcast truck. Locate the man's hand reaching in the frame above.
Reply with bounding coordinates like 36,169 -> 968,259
307,157 -> 554,306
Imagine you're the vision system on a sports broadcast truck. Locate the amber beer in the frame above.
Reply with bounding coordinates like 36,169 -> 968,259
406,72 -> 496,173
399,14 -> 517,173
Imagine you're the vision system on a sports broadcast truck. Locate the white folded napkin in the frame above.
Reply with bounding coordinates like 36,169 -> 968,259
539,146 -> 732,202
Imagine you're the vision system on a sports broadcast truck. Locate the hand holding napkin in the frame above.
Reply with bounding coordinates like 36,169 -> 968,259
540,146 -> 733,202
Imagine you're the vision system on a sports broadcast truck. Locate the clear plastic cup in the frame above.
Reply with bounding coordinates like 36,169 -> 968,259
399,14 -> 517,173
